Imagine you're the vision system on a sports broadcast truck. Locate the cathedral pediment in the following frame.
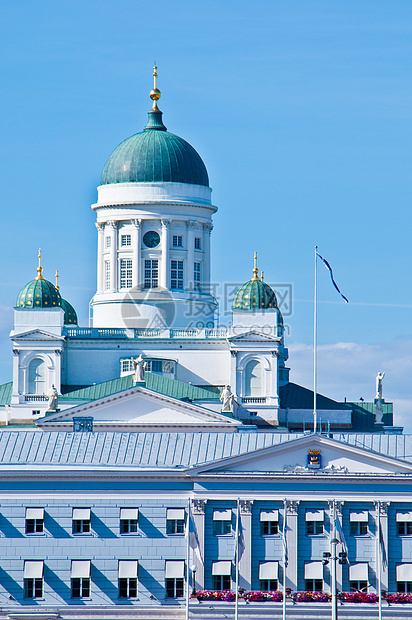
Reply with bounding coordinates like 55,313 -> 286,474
187,434 -> 412,476
36,386 -> 239,431
11,329 -> 64,341
227,330 -> 280,343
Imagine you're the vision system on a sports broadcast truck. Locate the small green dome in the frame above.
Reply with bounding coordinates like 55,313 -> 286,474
233,278 -> 278,311
16,277 -> 62,309
101,110 -> 209,187
61,298 -> 78,325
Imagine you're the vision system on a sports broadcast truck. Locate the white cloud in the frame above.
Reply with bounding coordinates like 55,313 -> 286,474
288,340 -> 412,433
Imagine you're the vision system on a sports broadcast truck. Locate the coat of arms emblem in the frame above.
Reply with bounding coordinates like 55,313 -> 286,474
307,448 -> 321,469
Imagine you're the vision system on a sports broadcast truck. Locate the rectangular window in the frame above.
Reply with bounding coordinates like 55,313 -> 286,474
105,260 -> 111,290
72,508 -> 91,534
396,511 -> 412,535
24,561 -> 43,598
398,582 -> 412,593
306,521 -> 324,535
305,579 -> 323,592
194,237 -> 201,250
350,521 -> 368,536
71,578 -> 90,598
121,234 -> 131,247
144,259 -> 158,288
194,262 -> 201,291
350,580 -> 368,592
212,575 -> 231,591
118,560 -> 138,598
24,578 -> 43,599
121,359 -> 133,373
172,235 -> 183,247
171,260 -> 184,289
166,508 -> 185,534
71,560 -> 91,598
119,578 -> 138,598
166,578 -> 184,598
148,359 -> 163,373
260,521 -> 278,535
260,510 -> 279,535
397,522 -> 412,536
120,259 -> 133,289
260,579 -> 278,591
165,561 -> 185,598
105,237 -> 112,249
213,509 -> 232,535
26,508 -> 44,534
120,508 -> 138,534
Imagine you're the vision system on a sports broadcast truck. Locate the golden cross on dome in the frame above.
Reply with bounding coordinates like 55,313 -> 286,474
150,65 -> 161,111
35,248 -> 44,280
251,251 -> 260,281
55,270 -> 59,290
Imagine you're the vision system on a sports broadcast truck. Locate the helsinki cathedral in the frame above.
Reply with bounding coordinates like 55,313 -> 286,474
2,68 -> 395,435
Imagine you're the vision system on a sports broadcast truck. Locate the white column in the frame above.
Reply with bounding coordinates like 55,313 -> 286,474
96,222 -> 104,293
186,221 -> 196,290
131,219 -> 142,289
285,500 -> 299,591
192,499 -> 207,590
239,500 -> 253,590
202,223 -> 213,287
268,351 -> 280,407
108,220 -> 118,292
11,349 -> 20,403
161,220 -> 171,289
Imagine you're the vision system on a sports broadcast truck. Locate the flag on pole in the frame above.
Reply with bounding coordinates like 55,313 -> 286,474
379,522 -> 387,571
185,504 -> 202,564
316,252 -> 349,303
281,524 -> 288,567
335,516 -> 350,565
233,507 -> 245,562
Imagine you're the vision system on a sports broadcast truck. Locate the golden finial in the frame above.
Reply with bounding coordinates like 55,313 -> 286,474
35,248 -> 44,280
149,65 -> 161,111
251,251 -> 260,281
261,271 -> 264,281
55,270 -> 59,290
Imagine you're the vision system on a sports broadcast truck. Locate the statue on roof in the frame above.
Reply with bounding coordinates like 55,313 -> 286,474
220,385 -> 234,413
47,384 -> 58,411
376,371 -> 385,400
132,355 -> 146,383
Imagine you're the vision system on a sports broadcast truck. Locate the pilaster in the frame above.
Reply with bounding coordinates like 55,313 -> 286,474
285,500 -> 299,591
202,223 -> 212,287
107,221 -> 118,292
192,499 -> 207,590
161,220 -> 171,289
186,221 -> 196,290
131,219 -> 142,289
238,500 -> 253,590
328,500 -> 344,591
376,501 -> 390,592
96,222 -> 104,293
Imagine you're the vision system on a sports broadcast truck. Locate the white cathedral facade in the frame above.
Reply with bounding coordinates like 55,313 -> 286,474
0,69 -> 411,619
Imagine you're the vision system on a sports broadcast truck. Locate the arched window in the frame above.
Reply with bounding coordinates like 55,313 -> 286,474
245,360 -> 262,396
28,359 -> 46,395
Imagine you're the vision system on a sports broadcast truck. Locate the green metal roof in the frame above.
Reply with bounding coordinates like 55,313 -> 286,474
100,110 -> 209,187
60,298 -> 78,325
63,372 -> 221,404
16,278 -> 62,309
233,278 -> 279,311
0,383 -> 12,406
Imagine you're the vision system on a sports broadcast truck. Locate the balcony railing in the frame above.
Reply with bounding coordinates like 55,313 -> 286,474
65,327 -> 228,339
25,395 -> 48,402
241,397 -> 267,404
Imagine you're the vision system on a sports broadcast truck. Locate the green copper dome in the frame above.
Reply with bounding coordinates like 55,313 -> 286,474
17,277 -> 62,309
61,298 -> 78,325
233,279 -> 278,311
100,109 -> 209,187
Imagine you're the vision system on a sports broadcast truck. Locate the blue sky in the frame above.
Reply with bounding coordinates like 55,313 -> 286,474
1,1 -> 411,427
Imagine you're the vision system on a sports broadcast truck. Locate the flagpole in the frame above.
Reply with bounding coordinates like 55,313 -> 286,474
331,499 -> 338,620
313,245 -> 318,433
282,499 -> 287,620
185,498 -> 190,620
376,501 -> 382,620
235,499 -> 239,620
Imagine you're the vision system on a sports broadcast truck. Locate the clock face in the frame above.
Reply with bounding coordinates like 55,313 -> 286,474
143,231 -> 160,248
